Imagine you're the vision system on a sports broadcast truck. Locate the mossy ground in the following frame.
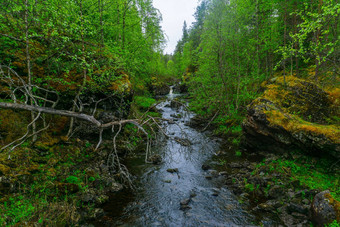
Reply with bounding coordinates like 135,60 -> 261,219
253,151 -> 340,201
0,138 -> 98,225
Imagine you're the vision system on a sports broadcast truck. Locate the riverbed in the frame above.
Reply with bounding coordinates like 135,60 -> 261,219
96,92 -> 253,226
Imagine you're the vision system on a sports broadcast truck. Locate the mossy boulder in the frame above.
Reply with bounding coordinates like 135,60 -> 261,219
311,190 -> 340,226
242,76 -> 339,158
148,78 -> 170,96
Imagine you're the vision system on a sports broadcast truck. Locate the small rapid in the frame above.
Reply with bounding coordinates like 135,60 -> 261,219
99,92 -> 252,226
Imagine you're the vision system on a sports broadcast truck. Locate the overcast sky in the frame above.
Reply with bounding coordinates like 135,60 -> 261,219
153,0 -> 199,54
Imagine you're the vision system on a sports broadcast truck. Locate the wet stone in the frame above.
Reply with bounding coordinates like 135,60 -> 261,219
180,198 -> 190,205
207,170 -> 218,176
228,162 -> 243,168
166,168 -> 178,173
219,171 -> 228,176
190,191 -> 197,198
255,203 -> 275,212
202,164 -> 211,171
148,154 -> 162,165
174,137 -> 192,146
180,205 -> 192,211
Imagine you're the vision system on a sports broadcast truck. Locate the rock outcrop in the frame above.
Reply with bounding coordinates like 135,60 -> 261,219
149,82 -> 170,95
173,83 -> 188,93
242,76 -> 340,158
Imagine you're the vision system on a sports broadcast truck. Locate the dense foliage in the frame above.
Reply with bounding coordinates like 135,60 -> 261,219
0,0 -> 166,95
0,0 -> 339,225
173,0 -> 339,128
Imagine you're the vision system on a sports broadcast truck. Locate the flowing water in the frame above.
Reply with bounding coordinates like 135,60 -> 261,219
98,92 -> 253,226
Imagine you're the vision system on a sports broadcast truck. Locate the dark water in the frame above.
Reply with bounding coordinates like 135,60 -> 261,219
99,92 -> 253,226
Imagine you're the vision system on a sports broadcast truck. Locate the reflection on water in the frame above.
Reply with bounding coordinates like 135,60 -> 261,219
99,93 -> 252,226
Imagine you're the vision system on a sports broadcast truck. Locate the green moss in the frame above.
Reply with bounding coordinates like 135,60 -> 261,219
255,154 -> 340,201
0,195 -> 36,225
134,96 -> 156,109
262,75 -> 334,124
0,139 -> 100,225
0,164 -> 10,175
147,111 -> 161,118
265,109 -> 340,143
327,220 -> 340,227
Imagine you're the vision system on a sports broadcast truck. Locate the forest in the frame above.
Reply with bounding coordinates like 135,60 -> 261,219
0,0 -> 339,226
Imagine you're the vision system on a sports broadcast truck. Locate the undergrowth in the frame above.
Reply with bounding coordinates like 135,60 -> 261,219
0,141 -> 100,226
254,151 -> 340,201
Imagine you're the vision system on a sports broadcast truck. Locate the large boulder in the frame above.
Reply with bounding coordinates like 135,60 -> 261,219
242,76 -> 339,158
311,190 -> 340,226
173,83 -> 188,93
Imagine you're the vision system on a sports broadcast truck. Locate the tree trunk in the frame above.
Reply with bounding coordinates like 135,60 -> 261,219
25,0 -> 37,142
67,0 -> 88,138
283,2 -> 287,86
99,0 -> 104,51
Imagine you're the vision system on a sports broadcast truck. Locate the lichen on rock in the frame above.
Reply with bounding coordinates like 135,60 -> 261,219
311,190 -> 340,226
242,76 -> 339,158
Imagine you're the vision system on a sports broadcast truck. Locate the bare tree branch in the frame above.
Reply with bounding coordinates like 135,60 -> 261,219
0,102 -> 140,129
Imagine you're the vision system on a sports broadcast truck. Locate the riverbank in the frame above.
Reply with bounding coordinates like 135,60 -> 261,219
0,93 -> 153,225
201,138 -> 339,226
191,75 -> 340,226
0,136 -> 130,225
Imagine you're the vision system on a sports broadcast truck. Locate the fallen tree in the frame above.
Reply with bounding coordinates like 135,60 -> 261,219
0,64 -> 156,186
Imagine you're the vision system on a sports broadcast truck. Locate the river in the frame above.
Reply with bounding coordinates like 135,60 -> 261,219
97,91 -> 253,226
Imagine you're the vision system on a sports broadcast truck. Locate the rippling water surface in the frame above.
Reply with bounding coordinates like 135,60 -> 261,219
99,93 -> 252,226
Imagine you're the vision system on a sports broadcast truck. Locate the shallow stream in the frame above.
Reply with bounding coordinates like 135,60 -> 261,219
98,92 -> 253,226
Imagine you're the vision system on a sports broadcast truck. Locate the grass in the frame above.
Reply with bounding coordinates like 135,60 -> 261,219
134,96 -> 156,109
327,220 -> 340,227
0,195 -> 36,225
254,153 -> 340,201
235,150 -> 242,157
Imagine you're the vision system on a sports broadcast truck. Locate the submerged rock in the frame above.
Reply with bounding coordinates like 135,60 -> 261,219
166,168 -> 179,173
180,204 -> 191,211
242,76 -> 340,158
174,137 -> 192,146
180,198 -> 190,205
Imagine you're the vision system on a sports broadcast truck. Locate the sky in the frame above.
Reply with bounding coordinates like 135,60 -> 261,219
153,0 -> 199,54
